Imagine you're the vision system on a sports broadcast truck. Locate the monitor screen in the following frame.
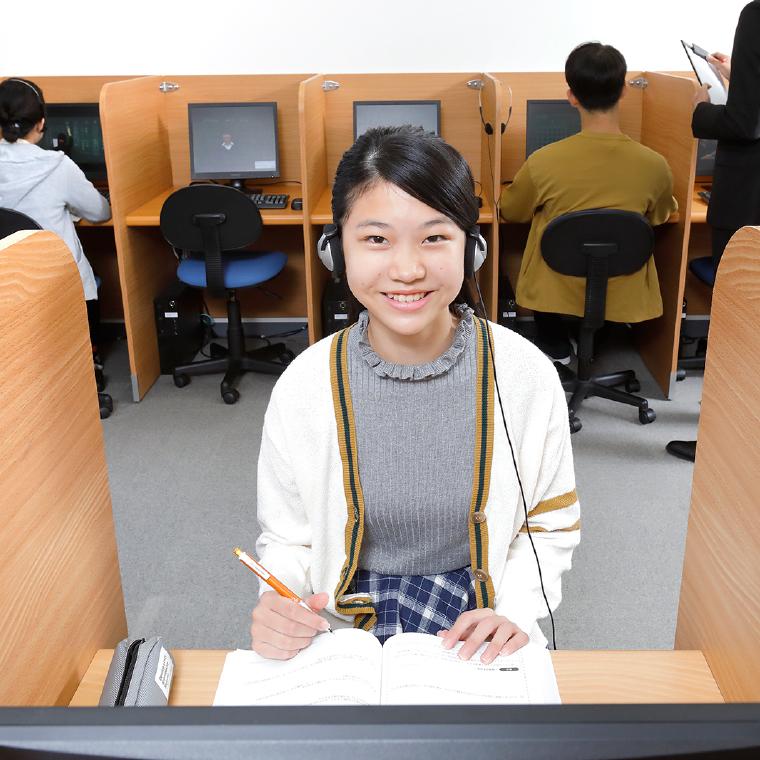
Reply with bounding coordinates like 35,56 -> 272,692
353,100 -> 441,140
188,102 -> 280,181
696,138 -> 717,179
38,103 -> 107,183
525,100 -> 581,158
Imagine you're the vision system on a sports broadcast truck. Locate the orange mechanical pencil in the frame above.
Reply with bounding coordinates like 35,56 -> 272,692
233,547 -> 333,633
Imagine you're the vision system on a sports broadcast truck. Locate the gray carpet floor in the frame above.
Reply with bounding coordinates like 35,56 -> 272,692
100,325 -> 702,651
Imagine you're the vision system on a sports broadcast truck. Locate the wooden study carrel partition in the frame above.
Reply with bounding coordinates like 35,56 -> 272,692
0,231 -> 127,707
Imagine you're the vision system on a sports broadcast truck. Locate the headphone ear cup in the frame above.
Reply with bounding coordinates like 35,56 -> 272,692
464,228 -> 488,276
317,224 -> 345,277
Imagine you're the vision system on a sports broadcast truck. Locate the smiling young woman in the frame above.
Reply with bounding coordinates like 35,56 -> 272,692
250,126 -> 580,665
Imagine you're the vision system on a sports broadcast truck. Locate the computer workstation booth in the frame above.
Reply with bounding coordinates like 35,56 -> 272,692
495,71 -> 697,398
99,75 -> 309,400
298,72 -> 503,343
3,226 -> 760,753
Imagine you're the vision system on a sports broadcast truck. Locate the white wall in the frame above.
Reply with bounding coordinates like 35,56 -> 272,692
14,0 -> 748,76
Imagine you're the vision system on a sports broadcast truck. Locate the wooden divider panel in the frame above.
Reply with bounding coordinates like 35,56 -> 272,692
675,226 -> 760,702
299,75 -> 329,343
101,76 -> 175,400
479,74 -> 503,318
4,76 -> 129,103
633,72 -> 697,397
0,231 -> 127,706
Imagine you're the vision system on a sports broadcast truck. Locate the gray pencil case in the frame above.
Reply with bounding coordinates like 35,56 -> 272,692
99,636 -> 175,706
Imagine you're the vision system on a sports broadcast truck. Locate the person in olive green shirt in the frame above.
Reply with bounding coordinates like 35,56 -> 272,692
500,42 -> 678,363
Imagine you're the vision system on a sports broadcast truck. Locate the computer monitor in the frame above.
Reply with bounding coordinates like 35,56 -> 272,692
696,138 -> 717,181
353,100 -> 441,141
188,102 -> 280,185
1,705 -> 760,759
525,100 -> 581,158
38,103 -> 107,183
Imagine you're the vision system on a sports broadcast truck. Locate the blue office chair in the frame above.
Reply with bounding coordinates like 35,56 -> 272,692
159,185 -> 293,405
0,207 -> 114,419
541,209 -> 657,433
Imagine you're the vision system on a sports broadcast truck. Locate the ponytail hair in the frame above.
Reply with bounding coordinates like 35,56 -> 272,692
0,78 -> 46,143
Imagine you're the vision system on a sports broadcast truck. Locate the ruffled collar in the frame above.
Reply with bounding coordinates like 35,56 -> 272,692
355,304 -> 474,380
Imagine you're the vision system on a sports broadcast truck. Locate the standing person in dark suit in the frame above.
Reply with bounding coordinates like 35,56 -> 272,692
667,0 -> 760,463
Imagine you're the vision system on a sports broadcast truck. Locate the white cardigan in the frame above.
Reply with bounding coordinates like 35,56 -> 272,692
256,320 -> 580,645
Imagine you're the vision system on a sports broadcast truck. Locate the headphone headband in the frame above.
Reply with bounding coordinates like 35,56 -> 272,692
6,78 -> 44,105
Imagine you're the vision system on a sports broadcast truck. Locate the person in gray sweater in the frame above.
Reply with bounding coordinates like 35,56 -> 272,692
0,78 -> 110,302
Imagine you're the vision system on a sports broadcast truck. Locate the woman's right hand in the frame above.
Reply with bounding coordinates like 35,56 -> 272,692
708,52 -> 731,81
250,591 -> 330,660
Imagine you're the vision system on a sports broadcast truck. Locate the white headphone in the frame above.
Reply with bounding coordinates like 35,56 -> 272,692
317,224 -> 487,278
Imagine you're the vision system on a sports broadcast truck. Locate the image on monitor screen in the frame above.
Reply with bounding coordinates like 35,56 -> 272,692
188,102 -> 280,181
696,138 -> 717,179
525,100 -> 581,158
353,100 -> 441,141
38,103 -> 107,182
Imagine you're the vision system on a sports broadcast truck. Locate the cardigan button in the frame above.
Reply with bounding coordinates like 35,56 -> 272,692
471,512 -> 487,524
473,568 -> 490,582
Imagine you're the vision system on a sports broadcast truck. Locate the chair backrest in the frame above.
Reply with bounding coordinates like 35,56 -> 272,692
541,209 -> 654,332
159,185 -> 262,296
0,208 -> 42,238
541,208 -> 654,278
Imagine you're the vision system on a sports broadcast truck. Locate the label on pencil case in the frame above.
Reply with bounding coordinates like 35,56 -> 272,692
154,647 -> 174,699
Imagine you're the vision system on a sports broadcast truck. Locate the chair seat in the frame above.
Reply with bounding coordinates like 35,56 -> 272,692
689,256 -> 716,287
177,250 -> 287,289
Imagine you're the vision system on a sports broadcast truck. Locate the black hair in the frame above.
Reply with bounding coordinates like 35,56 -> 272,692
331,126 -> 480,316
0,78 -> 46,143
332,125 -> 479,231
565,42 -> 627,112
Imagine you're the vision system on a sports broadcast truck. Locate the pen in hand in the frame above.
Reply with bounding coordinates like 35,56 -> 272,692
233,547 -> 333,633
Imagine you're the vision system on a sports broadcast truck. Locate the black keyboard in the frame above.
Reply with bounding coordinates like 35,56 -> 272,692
250,193 -> 289,209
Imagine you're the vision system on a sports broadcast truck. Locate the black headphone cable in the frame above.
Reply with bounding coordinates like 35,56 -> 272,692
472,274 -> 558,651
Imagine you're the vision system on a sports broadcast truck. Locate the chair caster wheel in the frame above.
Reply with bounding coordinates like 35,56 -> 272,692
676,368 -> 686,382
639,407 -> 656,424
625,378 -> 641,393
174,373 -> 191,388
569,417 -> 582,434
99,393 -> 113,419
222,388 -> 240,405
279,350 -> 295,366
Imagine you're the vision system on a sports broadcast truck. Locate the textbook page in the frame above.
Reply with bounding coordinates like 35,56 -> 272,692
213,629 -> 382,705
380,632 -> 561,704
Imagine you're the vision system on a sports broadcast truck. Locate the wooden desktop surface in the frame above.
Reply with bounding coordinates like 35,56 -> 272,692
125,184 -> 305,227
310,186 -> 495,226
69,648 -> 723,706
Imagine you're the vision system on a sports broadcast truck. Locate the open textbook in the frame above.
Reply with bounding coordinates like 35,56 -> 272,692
213,629 -> 560,705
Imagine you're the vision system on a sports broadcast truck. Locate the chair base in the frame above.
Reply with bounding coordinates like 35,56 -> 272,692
557,365 -> 655,433
173,341 -> 293,404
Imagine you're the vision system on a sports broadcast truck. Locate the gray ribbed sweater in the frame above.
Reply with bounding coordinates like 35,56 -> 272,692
347,306 -> 476,575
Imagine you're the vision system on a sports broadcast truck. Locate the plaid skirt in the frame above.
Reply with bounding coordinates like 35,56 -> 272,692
354,566 -> 477,644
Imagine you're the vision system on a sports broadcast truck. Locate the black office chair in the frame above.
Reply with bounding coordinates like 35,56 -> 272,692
540,209 -> 657,433
159,185 -> 293,405
0,207 -> 114,419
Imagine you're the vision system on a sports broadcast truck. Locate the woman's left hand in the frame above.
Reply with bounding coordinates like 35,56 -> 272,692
437,608 -> 528,664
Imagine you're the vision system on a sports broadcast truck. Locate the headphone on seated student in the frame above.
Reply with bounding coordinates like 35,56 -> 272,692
317,223 -> 488,279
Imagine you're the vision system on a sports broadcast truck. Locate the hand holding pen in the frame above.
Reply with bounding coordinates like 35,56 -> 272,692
235,548 -> 333,661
